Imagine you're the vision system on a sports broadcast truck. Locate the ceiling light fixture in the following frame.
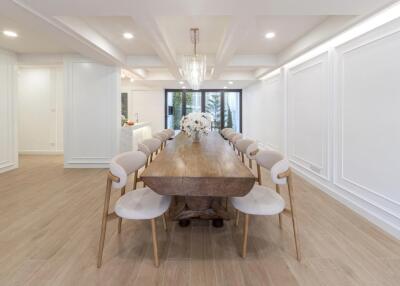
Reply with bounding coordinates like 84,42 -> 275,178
130,78 -> 134,82
228,81 -> 233,85
3,30 -> 18,38
179,81 -> 184,85
182,86 -> 186,89
123,32 -> 134,39
181,28 -> 206,90
265,32 -> 275,39
223,86 -> 227,89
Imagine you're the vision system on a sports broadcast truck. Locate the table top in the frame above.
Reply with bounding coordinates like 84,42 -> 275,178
141,131 -> 255,197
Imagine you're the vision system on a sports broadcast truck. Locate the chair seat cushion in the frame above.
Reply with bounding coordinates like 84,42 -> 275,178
230,185 -> 285,216
115,187 -> 171,220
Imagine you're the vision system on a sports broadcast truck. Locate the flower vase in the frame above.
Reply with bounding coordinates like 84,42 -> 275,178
192,131 -> 201,143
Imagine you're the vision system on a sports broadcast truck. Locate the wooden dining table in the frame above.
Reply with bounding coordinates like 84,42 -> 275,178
141,131 -> 255,226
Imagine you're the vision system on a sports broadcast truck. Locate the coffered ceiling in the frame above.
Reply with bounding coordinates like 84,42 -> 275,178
0,0 -> 396,88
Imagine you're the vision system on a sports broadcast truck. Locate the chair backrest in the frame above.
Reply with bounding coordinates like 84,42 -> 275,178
236,139 -> 255,153
166,129 -> 175,138
224,129 -> 235,138
153,132 -> 166,142
161,129 -> 171,139
246,142 -> 260,160
232,134 -> 243,144
142,138 -> 162,153
226,132 -> 237,140
222,128 -> 233,136
255,150 -> 290,185
110,151 -> 147,188
138,143 -> 151,158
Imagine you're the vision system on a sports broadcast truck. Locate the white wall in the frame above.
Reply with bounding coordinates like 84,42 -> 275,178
243,17 -> 400,239
121,83 -> 164,133
0,49 -> 18,173
63,56 -> 120,168
243,73 -> 284,152
18,67 -> 63,154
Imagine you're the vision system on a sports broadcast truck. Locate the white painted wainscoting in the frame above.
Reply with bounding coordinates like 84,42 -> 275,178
0,49 -> 18,173
243,17 -> 400,238
63,57 -> 120,168
18,67 -> 64,154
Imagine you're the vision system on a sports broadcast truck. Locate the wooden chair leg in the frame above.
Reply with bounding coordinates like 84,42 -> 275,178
162,213 -> 167,231
151,218 -> 159,267
150,153 -> 153,163
249,158 -> 252,169
225,198 -> 228,210
287,173 -> 300,261
97,179 -> 112,268
118,186 -> 126,233
275,184 -> 282,229
241,152 -> 245,163
235,210 -> 240,226
242,214 -> 250,258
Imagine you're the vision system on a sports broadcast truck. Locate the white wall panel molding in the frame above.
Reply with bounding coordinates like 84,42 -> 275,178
244,16 -> 400,239
63,56 -> 120,168
0,49 -> 18,173
287,52 -> 330,180
334,18 -> 400,224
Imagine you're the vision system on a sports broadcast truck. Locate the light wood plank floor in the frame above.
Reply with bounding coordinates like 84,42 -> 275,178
1,155 -> 399,286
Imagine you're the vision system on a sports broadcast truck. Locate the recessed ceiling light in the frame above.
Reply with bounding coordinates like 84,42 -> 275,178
179,81 -> 184,85
182,86 -> 186,89
223,86 -> 227,89
130,78 -> 134,82
3,30 -> 18,38
123,32 -> 134,39
265,32 -> 275,39
228,81 -> 233,85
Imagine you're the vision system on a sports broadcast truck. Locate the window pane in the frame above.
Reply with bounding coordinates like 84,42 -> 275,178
185,91 -> 201,114
121,92 -> 128,119
167,91 -> 183,130
205,92 -> 222,130
224,91 -> 240,132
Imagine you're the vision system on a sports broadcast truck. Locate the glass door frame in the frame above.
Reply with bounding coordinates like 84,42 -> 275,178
164,89 -> 242,132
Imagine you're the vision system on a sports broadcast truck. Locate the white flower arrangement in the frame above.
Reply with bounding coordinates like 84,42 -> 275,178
180,112 -> 213,137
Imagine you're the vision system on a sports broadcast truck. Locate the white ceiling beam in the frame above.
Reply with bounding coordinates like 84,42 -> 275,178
126,55 -> 164,68
130,13 -> 181,79
212,16 -> 254,79
228,54 -> 277,68
11,0 -> 148,79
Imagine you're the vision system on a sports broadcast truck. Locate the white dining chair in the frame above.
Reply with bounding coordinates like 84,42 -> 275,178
235,139 -> 255,164
226,132 -> 237,147
142,138 -> 162,162
245,142 -> 261,169
231,134 -> 243,152
221,128 -> 234,139
224,130 -> 236,142
152,132 -> 168,151
165,128 -> 175,139
230,149 -> 300,261
97,151 -> 171,268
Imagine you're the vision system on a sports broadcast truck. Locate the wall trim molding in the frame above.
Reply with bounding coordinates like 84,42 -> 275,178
292,165 -> 400,240
19,150 -> 64,155
287,52 -> 330,181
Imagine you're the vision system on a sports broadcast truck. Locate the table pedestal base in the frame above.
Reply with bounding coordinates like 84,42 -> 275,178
171,196 -> 230,221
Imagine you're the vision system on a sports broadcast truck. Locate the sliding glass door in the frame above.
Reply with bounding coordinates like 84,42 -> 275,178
165,89 -> 242,132
205,91 -> 222,131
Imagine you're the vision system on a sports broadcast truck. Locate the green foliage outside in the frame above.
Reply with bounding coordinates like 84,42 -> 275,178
172,92 -> 182,130
206,94 -> 221,130
225,104 -> 233,129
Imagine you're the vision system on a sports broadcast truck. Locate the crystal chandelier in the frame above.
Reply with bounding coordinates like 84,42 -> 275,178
182,28 -> 206,90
